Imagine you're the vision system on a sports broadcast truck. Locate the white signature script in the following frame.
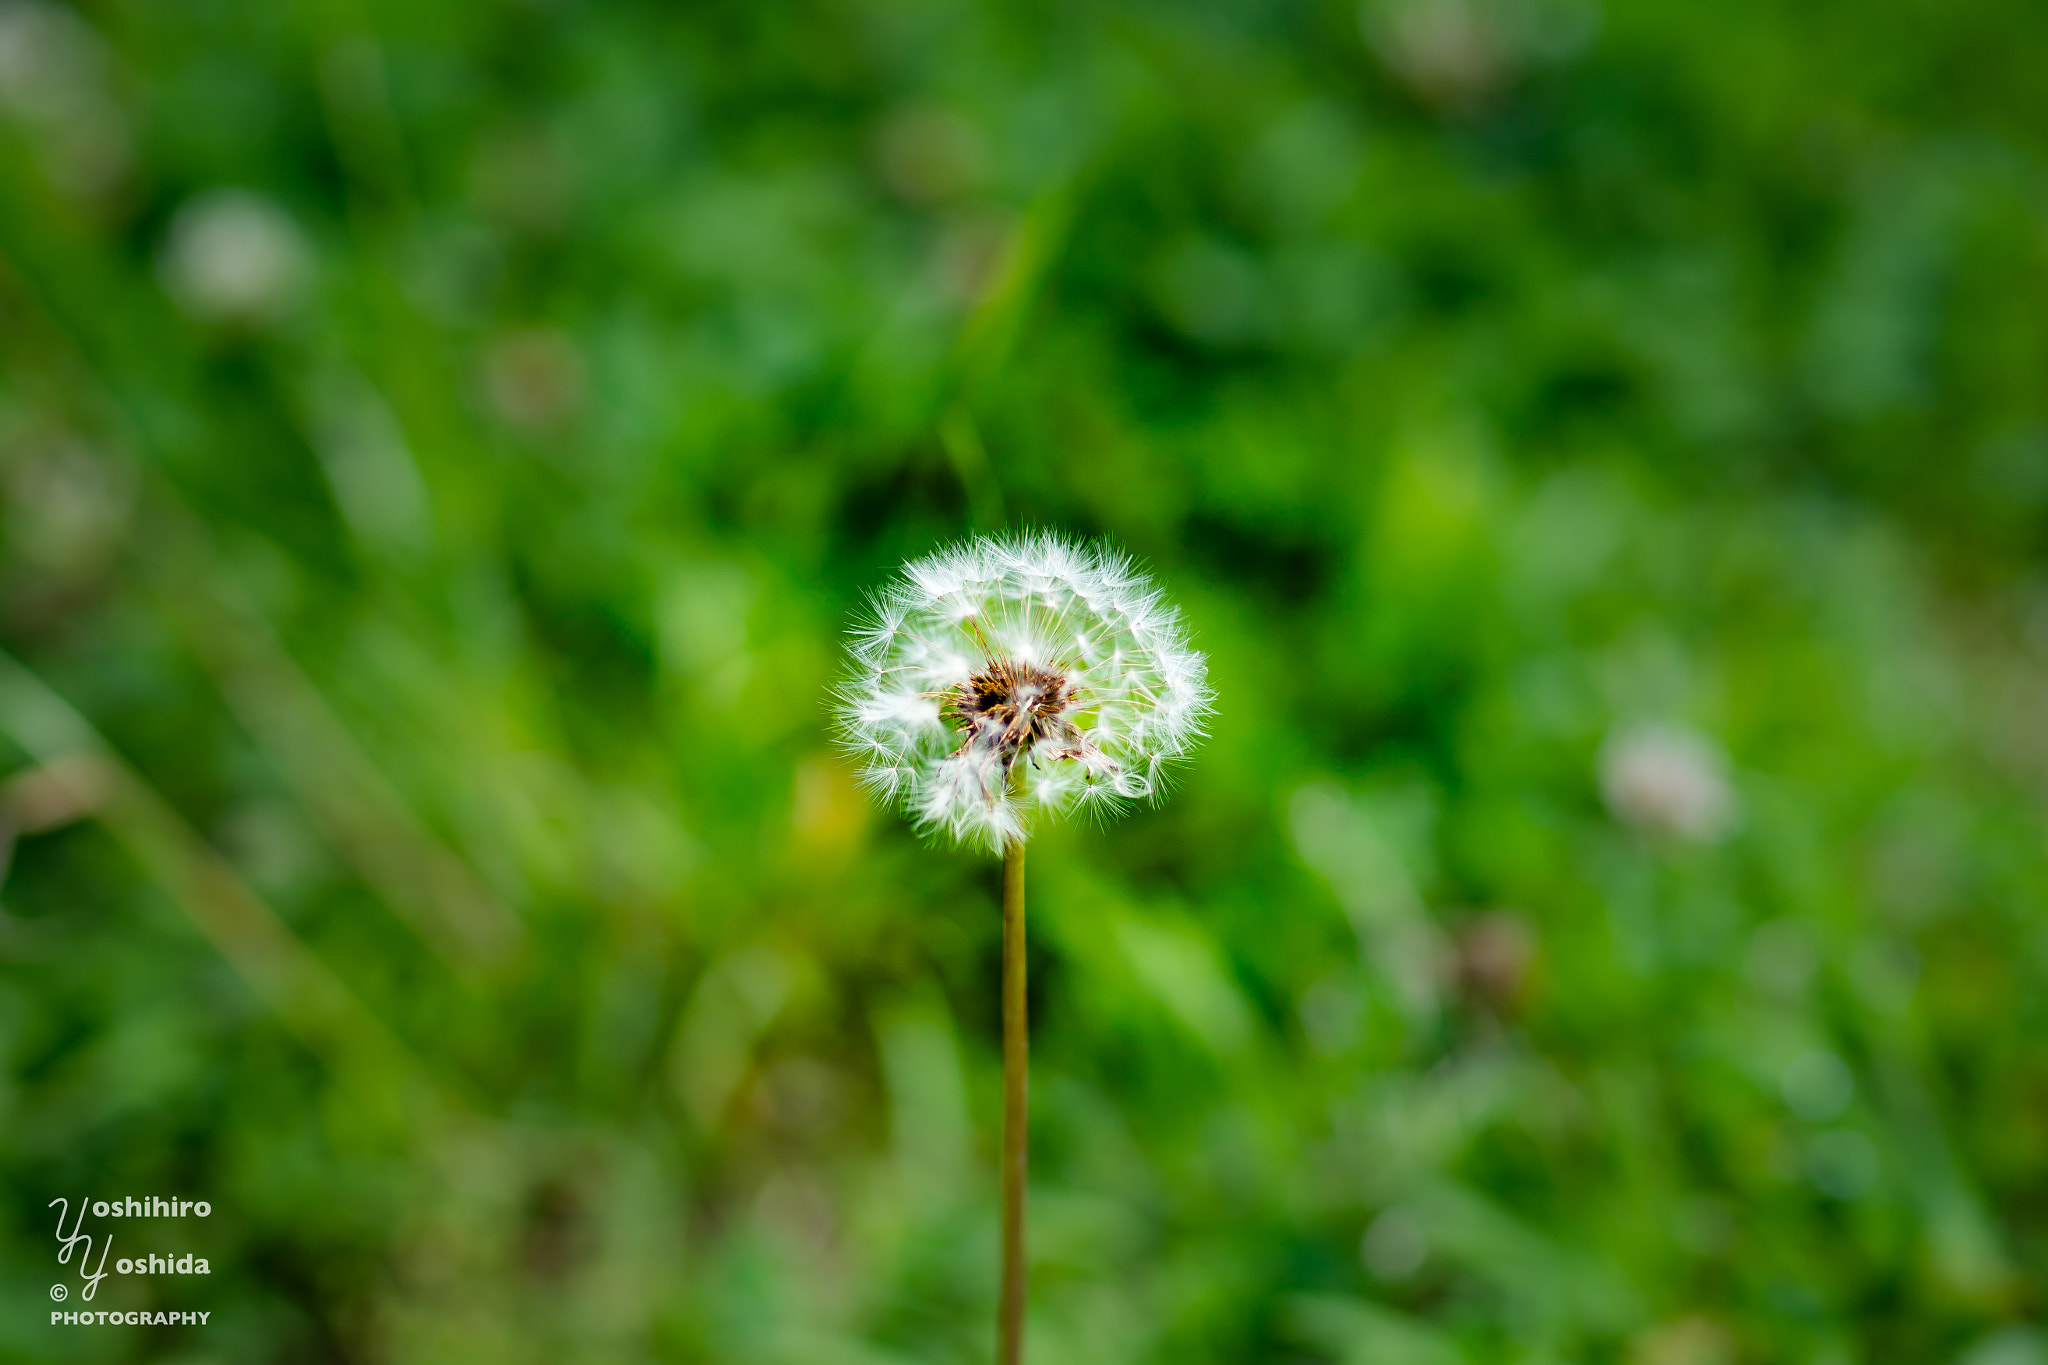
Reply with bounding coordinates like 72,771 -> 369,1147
49,1198 -> 114,1302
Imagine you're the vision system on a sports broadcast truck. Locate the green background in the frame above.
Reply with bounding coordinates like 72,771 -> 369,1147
4,1 -> 2048,1361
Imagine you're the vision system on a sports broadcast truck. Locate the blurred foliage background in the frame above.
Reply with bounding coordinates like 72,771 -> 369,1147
2,0 -> 2048,1361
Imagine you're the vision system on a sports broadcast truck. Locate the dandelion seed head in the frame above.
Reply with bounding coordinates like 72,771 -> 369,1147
1598,722 -> 1736,843
837,533 -> 1213,852
159,188 -> 311,326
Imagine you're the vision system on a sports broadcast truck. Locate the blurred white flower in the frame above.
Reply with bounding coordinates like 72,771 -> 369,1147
159,189 -> 311,326
1598,722 -> 1736,842
0,2 -> 99,120
1363,0 -> 1511,107
0,426 -> 134,575
0,0 -> 130,198
838,534 -> 1212,852
1361,0 -> 1601,109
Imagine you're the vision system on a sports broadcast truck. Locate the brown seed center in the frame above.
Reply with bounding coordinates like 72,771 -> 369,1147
943,659 -> 1073,766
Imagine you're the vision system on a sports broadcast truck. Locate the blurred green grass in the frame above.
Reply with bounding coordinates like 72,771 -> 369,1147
3,0 -> 2048,1361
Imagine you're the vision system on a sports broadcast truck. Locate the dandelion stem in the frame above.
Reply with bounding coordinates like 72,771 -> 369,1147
998,834 -> 1028,1365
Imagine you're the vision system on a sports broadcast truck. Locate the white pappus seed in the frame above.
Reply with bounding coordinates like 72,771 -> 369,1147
837,533 -> 1213,852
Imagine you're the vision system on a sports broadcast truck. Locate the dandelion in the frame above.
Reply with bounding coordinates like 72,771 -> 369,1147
840,533 -> 1211,852
158,189 -> 310,327
0,1 -> 130,200
837,532 -> 1211,1363
1598,722 -> 1736,843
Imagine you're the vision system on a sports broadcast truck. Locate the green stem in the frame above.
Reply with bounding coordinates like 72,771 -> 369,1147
998,835 -> 1028,1365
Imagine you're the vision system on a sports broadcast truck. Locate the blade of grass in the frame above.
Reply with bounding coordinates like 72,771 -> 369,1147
0,646 -> 437,1129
